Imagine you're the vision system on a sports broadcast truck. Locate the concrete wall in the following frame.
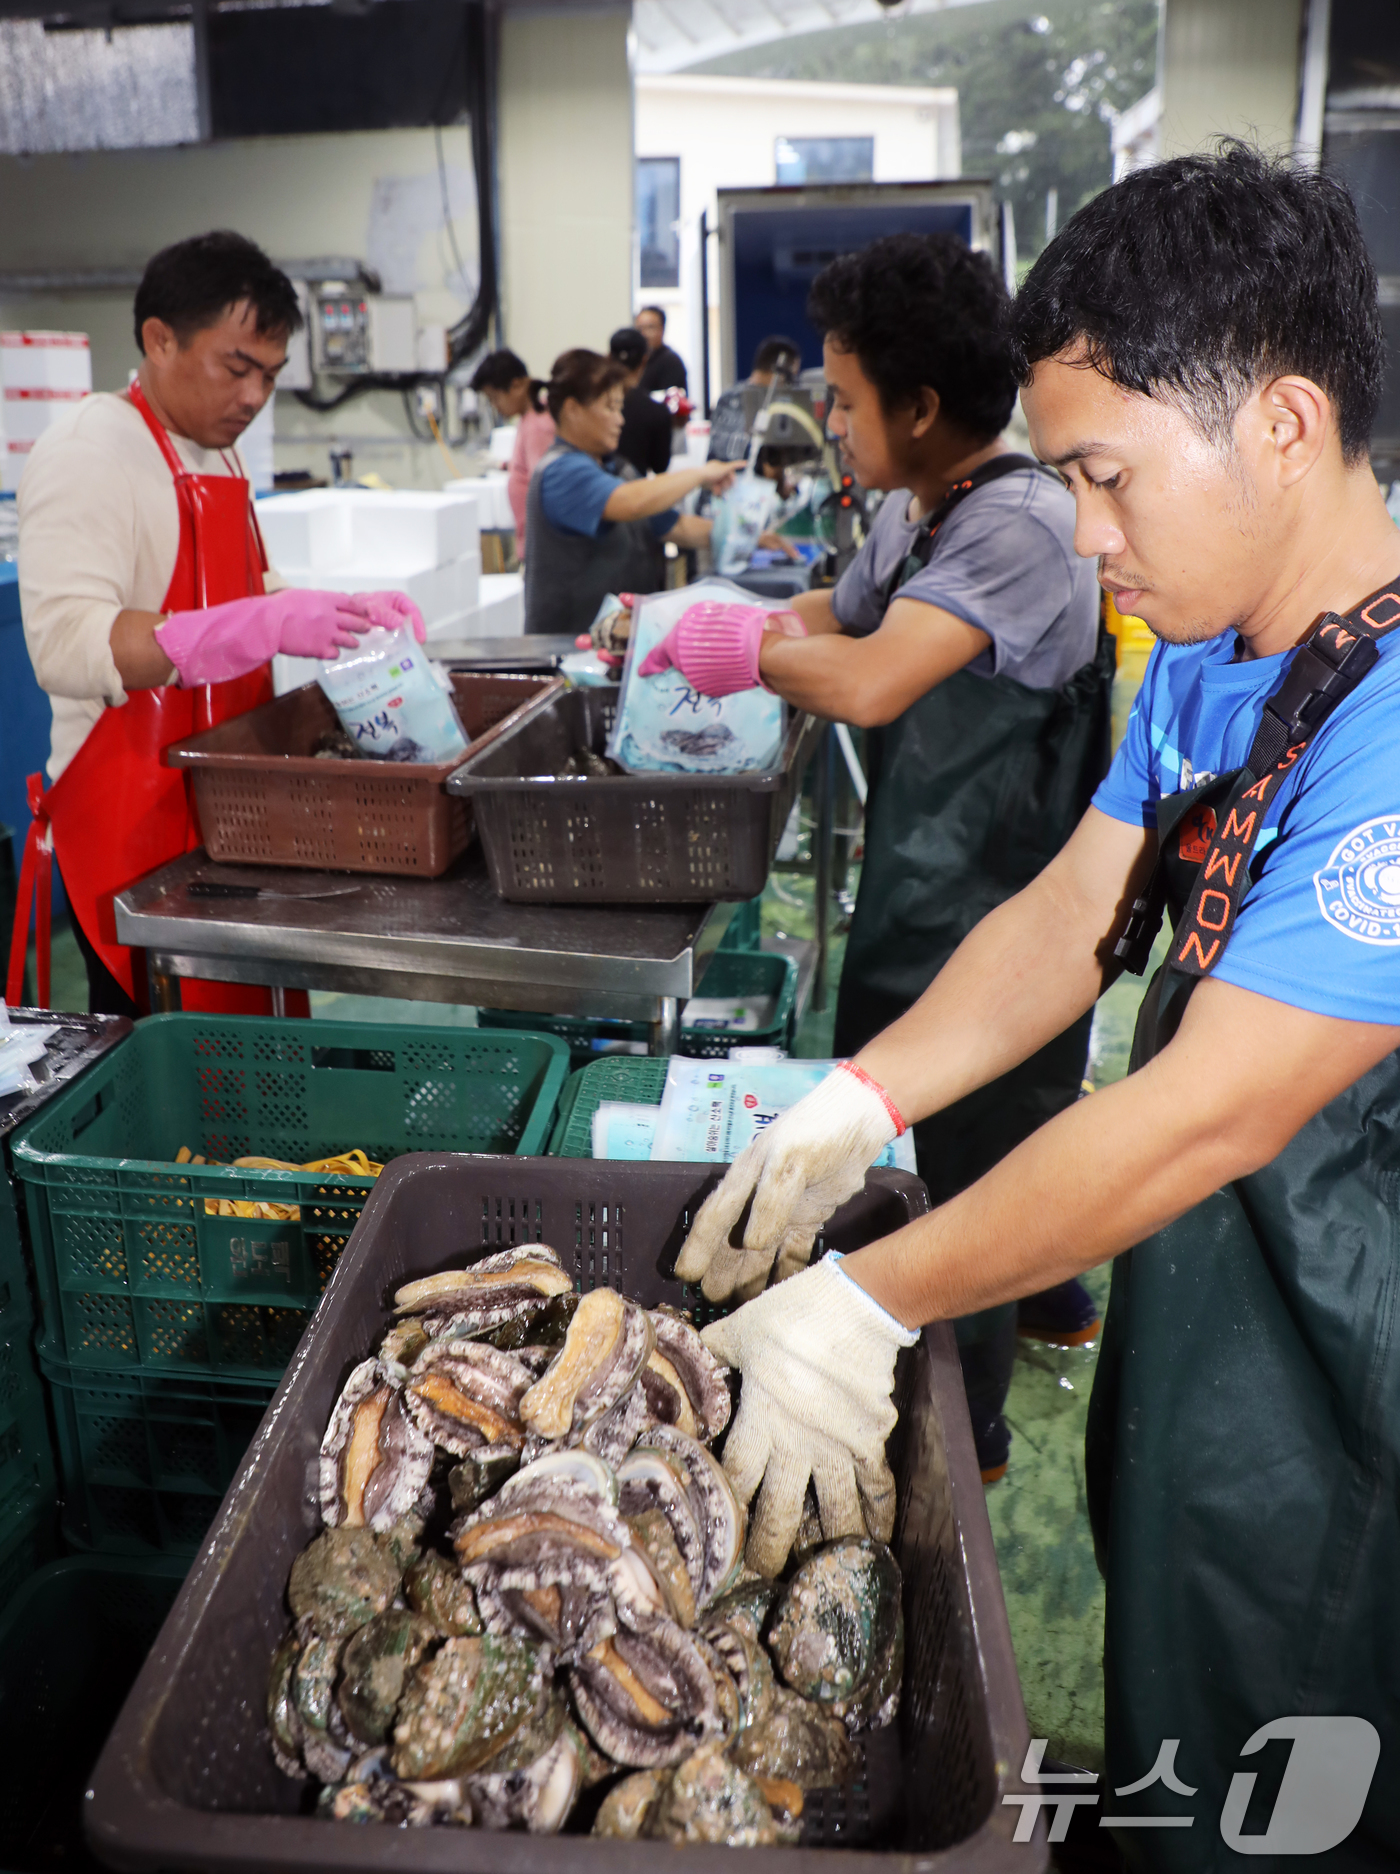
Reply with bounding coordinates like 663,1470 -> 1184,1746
0,126 -> 481,487
635,74 -> 959,392
1158,0 -> 1304,158
496,3 -> 634,377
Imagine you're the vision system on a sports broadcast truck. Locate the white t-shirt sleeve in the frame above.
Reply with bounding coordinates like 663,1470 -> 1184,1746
17,431 -> 130,706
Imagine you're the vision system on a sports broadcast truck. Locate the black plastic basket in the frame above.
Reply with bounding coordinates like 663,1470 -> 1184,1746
0,1554 -> 187,1874
447,686 -> 823,903
87,1154 -> 1039,1873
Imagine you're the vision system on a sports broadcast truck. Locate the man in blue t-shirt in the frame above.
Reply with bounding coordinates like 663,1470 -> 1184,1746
675,149 -> 1400,1862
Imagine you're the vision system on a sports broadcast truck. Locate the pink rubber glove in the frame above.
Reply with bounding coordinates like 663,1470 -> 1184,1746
352,590 -> 427,645
155,589 -> 425,686
637,602 -> 806,697
157,590 -> 367,686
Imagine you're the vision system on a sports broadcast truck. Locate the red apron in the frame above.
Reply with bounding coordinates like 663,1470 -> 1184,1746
8,382 -> 300,1015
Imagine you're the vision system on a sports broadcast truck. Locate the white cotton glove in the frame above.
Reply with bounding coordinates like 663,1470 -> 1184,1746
702,1255 -> 918,1578
673,1062 -> 905,1302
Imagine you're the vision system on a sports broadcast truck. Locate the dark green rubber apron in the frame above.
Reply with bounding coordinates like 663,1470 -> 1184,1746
1087,583 -> 1400,1865
833,456 -> 1114,1203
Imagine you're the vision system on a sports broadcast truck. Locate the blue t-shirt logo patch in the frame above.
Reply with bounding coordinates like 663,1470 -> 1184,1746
1314,818 -> 1400,946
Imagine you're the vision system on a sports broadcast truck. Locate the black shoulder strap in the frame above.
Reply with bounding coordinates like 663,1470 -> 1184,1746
1115,578 -> 1400,977
881,453 -> 1052,606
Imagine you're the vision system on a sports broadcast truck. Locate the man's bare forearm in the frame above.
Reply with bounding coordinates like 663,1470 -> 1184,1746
848,977 -> 1400,1329
110,608 -> 174,688
858,808 -> 1156,1127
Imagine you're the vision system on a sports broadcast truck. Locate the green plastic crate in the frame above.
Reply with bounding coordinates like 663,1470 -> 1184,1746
548,1054 -> 672,1158
0,1488 -> 59,1615
42,1353 -> 275,1555
0,1554 -> 187,1872
0,1308 -> 55,1526
717,894 -> 763,952
482,950 -> 798,1067
12,1014 -> 570,1378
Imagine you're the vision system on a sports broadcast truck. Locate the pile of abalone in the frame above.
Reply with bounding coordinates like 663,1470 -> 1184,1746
267,1244 -> 903,1845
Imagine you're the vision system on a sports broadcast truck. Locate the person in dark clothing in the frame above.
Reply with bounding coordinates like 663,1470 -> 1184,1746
635,305 -> 688,397
639,235 -> 1112,1478
708,334 -> 803,462
609,328 -> 673,477
523,348 -> 739,635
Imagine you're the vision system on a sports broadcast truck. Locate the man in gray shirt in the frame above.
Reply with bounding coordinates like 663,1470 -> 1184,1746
833,457 -> 1095,688
644,233 -> 1111,1478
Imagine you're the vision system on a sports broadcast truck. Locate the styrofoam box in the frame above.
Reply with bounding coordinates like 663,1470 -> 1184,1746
447,549 -> 481,615
478,571 -> 524,634
278,561 -> 449,619
277,550 -> 478,624
254,492 -> 352,571
2,438 -> 30,494
0,332 -> 91,392
445,473 -> 515,532
270,652 -> 321,696
256,488 -> 480,576
424,573 -> 525,645
349,491 -> 479,569
0,388 -> 86,441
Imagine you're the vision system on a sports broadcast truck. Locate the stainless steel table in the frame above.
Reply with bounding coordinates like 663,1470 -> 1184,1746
114,849 -> 737,1053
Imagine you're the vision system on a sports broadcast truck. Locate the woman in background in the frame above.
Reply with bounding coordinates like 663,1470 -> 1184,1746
523,348 -> 740,636
470,348 -> 555,553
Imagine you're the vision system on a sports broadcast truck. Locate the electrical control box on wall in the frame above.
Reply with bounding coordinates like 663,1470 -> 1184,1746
304,282 -> 417,377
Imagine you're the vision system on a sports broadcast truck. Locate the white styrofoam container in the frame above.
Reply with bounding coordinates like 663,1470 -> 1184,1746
349,490 -> 479,571
0,332 -> 91,392
445,473 -> 515,532
487,425 -> 517,467
446,549 -> 481,616
256,487 -> 480,575
277,561 -> 452,622
255,492 -> 356,572
270,652 -> 321,696
1,387 -> 86,440
422,572 -> 525,644
478,571 -> 525,634
2,438 -> 31,494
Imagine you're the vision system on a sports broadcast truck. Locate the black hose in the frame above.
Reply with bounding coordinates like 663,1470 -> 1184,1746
294,0 -> 498,414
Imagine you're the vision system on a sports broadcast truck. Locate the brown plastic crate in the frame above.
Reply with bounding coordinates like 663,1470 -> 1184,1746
168,674 -> 562,877
447,686 -> 823,903
86,1155 -> 1041,1874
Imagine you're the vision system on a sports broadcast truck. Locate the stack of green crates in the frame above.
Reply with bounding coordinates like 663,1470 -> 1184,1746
0,1013 -> 133,1602
0,1189 -> 57,1605
0,1553 -> 188,1871
12,1012 -> 569,1554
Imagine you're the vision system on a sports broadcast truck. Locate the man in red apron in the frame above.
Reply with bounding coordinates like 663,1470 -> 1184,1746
12,231 -> 421,1017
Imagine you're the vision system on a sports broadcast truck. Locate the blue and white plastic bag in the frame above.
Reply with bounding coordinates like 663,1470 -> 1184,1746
317,626 -> 469,765
607,581 -> 786,775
